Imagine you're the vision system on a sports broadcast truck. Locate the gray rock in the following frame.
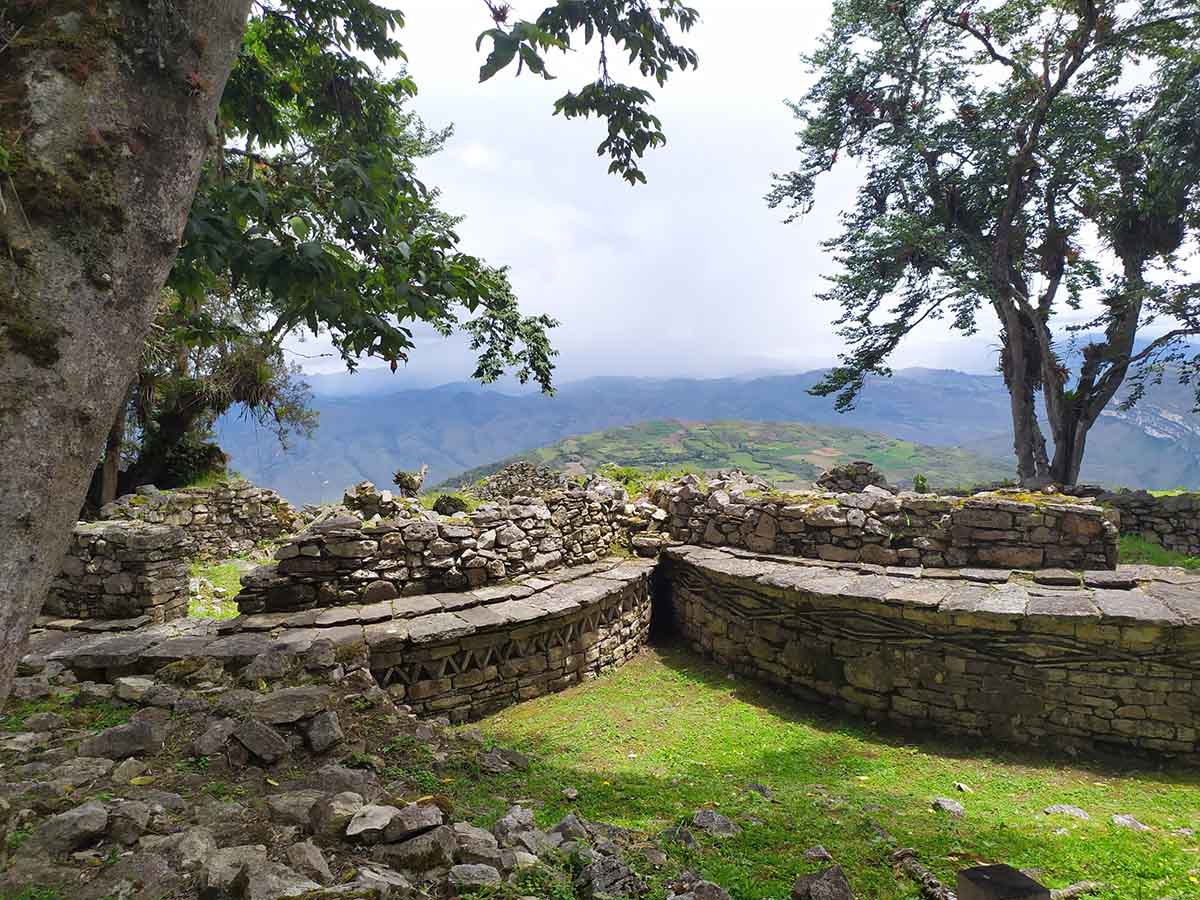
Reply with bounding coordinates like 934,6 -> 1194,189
552,813 -> 588,841
287,840 -> 334,884
233,719 -> 289,763
114,676 -> 156,702
229,860 -> 321,899
932,797 -> 965,818
111,757 -> 148,784
311,791 -> 364,840
354,863 -> 413,898
450,863 -> 502,889
253,685 -> 331,724
1044,804 -> 1090,821
199,845 -> 269,894
346,804 -> 401,843
1112,813 -> 1151,832
492,805 -> 535,846
78,719 -> 162,760
24,712 -> 69,731
745,782 -> 775,801
383,802 -> 444,843
172,826 -> 217,871
667,873 -> 732,900
109,800 -> 152,846
371,824 -> 456,872
32,801 -> 108,853
302,711 -> 344,753
574,854 -> 647,899
195,718 -> 238,756
267,790 -> 326,826
692,808 -> 741,837
791,865 -> 854,900
803,846 -> 834,862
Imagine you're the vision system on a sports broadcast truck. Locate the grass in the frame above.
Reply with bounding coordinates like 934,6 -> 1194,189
0,691 -> 133,733
420,491 -> 481,513
445,646 -> 1200,900
436,420 -> 1013,494
1118,534 -> 1200,569
187,559 -> 249,619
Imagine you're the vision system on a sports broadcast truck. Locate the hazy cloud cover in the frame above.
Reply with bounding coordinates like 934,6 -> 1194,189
285,1 -> 1023,387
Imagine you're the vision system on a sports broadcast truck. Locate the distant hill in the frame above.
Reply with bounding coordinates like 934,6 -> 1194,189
437,420 -> 1014,492
215,367 -> 1200,504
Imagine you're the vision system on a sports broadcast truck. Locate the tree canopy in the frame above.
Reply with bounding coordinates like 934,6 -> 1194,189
113,0 -> 699,490
769,0 -> 1200,485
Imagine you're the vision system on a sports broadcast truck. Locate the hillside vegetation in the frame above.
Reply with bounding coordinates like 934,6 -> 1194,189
439,419 -> 1013,492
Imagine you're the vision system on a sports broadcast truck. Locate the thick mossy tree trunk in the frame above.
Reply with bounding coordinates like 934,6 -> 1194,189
0,1 -> 250,701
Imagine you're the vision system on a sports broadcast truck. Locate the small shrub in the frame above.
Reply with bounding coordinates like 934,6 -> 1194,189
912,473 -> 929,493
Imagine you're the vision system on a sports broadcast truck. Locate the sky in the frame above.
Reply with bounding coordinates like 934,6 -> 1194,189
286,1 -> 1007,387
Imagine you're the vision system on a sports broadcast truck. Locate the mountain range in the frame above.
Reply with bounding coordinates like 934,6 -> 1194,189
214,367 -> 1200,504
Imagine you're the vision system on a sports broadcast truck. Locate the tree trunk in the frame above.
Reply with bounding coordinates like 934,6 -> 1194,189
999,308 -> 1051,486
0,1 -> 251,702
100,390 -> 131,506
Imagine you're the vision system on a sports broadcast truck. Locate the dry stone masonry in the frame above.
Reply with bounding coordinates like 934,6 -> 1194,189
99,480 -> 301,560
238,485 -> 629,615
1098,489 -> 1200,556
28,558 -> 653,722
654,476 -> 1118,570
663,544 -> 1200,762
45,522 -> 190,625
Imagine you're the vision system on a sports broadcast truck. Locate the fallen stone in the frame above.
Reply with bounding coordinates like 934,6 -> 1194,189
253,686 -> 331,724
692,808 -> 741,837
804,846 -> 834,862
346,804 -> 401,843
108,800 -> 152,846
575,854 -> 647,899
745,782 -> 775,801
450,863 -> 502,889
384,802 -> 445,843
78,719 -> 162,760
492,805 -> 536,846
267,790 -> 326,827
354,863 -> 413,898
792,865 -> 854,900
301,710 -> 344,753
111,757 -> 149,784
31,801 -> 108,853
114,676 -> 156,702
1112,813 -> 1151,832
228,860 -> 321,899
1044,804 -> 1090,821
24,712 -> 69,731
286,840 -> 333,884
233,719 -> 289,763
199,845 -> 269,895
371,824 -> 456,872
311,791 -> 364,840
932,797 -> 965,818
194,718 -> 238,756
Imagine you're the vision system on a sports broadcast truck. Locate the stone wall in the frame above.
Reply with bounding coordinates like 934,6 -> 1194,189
236,489 -> 628,615
1098,490 -> 1200,556
655,478 -> 1118,570
99,480 -> 301,560
44,521 -> 190,624
663,545 -> 1200,762
32,558 -> 653,724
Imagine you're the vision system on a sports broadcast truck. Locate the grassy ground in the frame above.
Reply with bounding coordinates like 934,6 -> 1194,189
1119,534 -> 1200,569
445,646 -> 1200,900
187,559 -> 256,619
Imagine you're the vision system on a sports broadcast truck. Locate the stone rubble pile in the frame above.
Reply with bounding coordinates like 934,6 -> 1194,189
342,480 -> 429,521
44,522 -> 190,625
0,647 -> 750,900
99,480 -> 301,560
471,460 -> 573,500
815,461 -> 894,494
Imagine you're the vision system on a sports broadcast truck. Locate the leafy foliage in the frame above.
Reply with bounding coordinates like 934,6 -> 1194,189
770,0 -> 1200,484
477,0 -> 699,184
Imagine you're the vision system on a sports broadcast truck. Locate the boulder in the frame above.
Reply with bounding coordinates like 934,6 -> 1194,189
371,824 -> 456,873
228,861 -> 321,899
574,855 -> 647,899
792,866 -> 854,900
31,801 -> 108,853
692,809 -> 740,838
286,840 -> 333,884
450,863 -> 502,890
252,686 -> 331,724
199,845 -> 268,895
233,719 -> 289,764
301,711 -> 344,753
311,791 -> 364,840
383,802 -> 444,843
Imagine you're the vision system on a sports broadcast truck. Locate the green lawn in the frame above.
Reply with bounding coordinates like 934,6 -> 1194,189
187,559 -> 251,619
448,647 -> 1200,900
1119,534 -> 1200,569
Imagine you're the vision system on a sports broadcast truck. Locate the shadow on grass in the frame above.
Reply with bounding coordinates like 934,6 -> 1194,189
449,643 -> 1199,900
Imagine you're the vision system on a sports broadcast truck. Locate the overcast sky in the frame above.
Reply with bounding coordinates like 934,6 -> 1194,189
289,0 -> 1012,386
